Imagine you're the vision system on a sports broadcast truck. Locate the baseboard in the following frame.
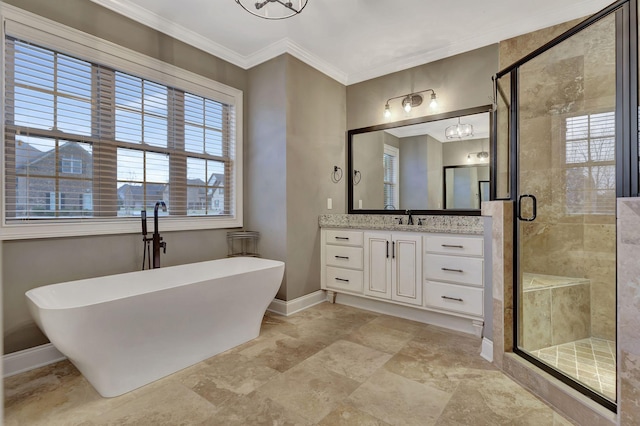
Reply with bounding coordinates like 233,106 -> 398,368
3,343 -> 66,378
267,290 -> 327,316
481,337 -> 493,362
334,292 -> 479,336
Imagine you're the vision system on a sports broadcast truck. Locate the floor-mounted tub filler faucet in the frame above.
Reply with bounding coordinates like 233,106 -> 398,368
153,201 -> 167,268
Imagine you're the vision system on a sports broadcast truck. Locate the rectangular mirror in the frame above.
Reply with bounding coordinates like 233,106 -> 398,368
348,105 -> 492,214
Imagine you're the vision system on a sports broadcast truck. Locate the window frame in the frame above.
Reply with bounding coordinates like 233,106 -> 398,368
563,110 -> 616,216
0,4 -> 243,240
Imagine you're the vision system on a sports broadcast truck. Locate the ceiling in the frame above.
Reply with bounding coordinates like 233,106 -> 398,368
385,113 -> 490,143
90,0 -> 612,85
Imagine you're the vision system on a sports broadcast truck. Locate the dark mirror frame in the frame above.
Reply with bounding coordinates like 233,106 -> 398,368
347,105 -> 493,215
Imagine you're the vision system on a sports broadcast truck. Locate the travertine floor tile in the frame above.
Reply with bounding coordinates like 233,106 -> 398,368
302,339 -> 392,382
346,321 -> 413,354
317,402 -> 392,426
256,359 -> 360,423
348,369 -> 451,426
4,302 -> 577,425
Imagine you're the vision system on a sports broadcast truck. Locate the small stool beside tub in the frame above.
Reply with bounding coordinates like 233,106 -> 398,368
227,231 -> 260,257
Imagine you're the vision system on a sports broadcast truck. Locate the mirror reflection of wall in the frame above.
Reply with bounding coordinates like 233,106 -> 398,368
350,110 -> 490,211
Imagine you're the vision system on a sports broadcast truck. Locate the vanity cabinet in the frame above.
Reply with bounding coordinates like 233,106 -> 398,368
320,226 -> 485,335
363,232 -> 422,306
322,229 -> 364,293
424,234 -> 484,317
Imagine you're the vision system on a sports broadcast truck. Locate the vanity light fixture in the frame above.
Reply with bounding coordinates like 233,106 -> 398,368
383,89 -> 437,118
445,117 -> 474,139
235,0 -> 308,20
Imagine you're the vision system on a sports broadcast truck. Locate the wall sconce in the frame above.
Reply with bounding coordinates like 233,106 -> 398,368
384,89 -> 437,118
331,166 -> 343,183
467,151 -> 489,162
445,117 -> 474,139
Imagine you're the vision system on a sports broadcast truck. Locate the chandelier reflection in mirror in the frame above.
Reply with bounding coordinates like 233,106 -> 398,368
235,0 -> 309,19
445,117 -> 474,139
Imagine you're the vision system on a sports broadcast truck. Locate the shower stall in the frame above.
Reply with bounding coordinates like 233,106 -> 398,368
494,0 -> 639,410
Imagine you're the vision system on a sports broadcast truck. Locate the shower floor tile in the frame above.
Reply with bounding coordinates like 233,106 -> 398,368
531,337 -> 616,400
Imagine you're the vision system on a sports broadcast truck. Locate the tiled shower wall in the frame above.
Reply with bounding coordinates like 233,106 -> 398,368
499,17 -> 617,343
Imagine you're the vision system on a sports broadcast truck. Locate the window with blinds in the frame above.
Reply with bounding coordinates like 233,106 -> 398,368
383,144 -> 399,210
564,111 -> 615,215
4,37 -> 237,223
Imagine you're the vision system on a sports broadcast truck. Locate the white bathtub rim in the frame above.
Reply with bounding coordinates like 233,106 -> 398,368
26,257 -> 285,310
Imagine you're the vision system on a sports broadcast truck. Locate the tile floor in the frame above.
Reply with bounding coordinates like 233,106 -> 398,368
531,337 -> 617,400
5,302 -> 575,425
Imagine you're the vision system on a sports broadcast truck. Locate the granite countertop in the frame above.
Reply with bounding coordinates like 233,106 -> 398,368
318,214 -> 483,235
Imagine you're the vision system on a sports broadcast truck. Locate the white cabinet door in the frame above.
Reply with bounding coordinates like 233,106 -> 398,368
363,232 -> 392,299
392,234 -> 422,306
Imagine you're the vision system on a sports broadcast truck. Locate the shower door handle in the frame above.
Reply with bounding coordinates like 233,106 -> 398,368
517,194 -> 537,221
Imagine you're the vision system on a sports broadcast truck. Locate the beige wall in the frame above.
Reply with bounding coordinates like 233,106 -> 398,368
2,0 -> 248,353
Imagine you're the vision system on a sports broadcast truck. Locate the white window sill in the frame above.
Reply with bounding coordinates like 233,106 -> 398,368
0,216 -> 242,240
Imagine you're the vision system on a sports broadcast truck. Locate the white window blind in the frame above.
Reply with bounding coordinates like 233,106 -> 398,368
4,37 -> 237,224
383,144 -> 399,210
564,111 -> 615,215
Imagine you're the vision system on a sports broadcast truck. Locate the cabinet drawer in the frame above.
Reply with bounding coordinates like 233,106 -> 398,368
326,267 -> 363,293
424,281 -> 483,317
425,235 -> 483,256
424,254 -> 483,286
325,230 -> 363,247
326,245 -> 363,269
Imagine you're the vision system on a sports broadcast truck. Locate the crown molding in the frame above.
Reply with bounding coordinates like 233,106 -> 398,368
89,0 -> 248,68
89,0 -> 347,84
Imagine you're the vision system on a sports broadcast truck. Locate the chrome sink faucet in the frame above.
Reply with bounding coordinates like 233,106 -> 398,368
153,201 -> 167,268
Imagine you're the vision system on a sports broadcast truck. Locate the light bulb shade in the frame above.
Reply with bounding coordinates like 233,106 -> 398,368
429,93 -> 437,108
236,0 -> 308,20
403,97 -> 412,112
384,103 -> 391,118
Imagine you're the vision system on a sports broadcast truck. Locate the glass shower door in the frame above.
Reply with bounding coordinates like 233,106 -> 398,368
516,13 -> 617,402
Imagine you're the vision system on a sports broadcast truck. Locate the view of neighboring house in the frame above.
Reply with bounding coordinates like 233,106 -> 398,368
14,140 -> 93,217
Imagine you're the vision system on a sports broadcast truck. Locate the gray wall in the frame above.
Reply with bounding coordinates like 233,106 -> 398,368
246,56 -> 288,299
2,0 -> 248,354
245,55 -> 346,301
399,135 -> 443,210
347,44 -> 499,131
443,138 -> 489,166
352,132 -> 384,210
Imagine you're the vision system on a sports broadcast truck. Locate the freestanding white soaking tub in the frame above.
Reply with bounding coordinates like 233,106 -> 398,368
25,257 -> 284,397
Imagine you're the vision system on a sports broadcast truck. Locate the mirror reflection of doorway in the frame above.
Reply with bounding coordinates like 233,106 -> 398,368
443,165 -> 489,209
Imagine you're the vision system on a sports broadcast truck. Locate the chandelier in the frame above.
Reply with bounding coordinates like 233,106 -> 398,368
235,0 -> 309,20
445,117 -> 474,139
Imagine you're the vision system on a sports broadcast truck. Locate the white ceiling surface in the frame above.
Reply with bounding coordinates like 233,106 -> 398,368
91,0 -> 612,85
385,113 -> 490,143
